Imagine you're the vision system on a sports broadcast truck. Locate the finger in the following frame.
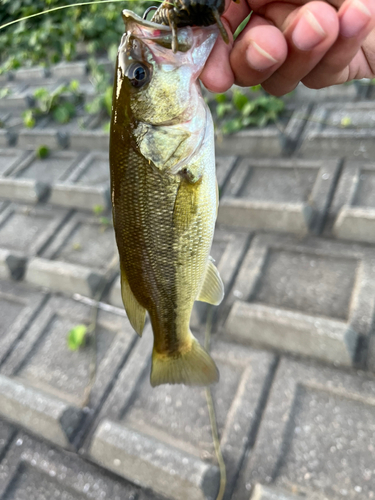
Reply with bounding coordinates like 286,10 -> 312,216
200,18 -> 235,92
220,0 -> 251,33
230,15 -> 288,86
302,0 -> 375,87
223,0 -> 251,33
261,1 -> 340,96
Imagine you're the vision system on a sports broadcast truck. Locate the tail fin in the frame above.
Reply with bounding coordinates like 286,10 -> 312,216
150,334 -> 219,387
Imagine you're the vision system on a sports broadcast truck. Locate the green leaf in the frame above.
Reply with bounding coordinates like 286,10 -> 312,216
93,204 -> 104,215
36,145 -> 50,159
232,90 -> 249,111
23,109 -> 36,128
67,324 -> 87,351
233,13 -> 252,41
216,103 -> 232,118
99,216 -> 111,226
69,79 -> 80,93
222,118 -> 243,135
53,105 -> 70,124
215,93 -> 227,104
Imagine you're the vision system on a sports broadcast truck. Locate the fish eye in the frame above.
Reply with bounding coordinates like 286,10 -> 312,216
127,63 -> 150,88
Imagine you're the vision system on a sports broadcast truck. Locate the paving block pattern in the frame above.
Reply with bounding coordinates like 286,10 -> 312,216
215,104 -> 310,158
225,233 -> 375,366
298,102 -> 375,160
50,151 -> 111,210
233,359 -> 375,500
0,294 -> 138,448
0,280 -> 46,366
84,326 -> 275,500
218,159 -> 340,235
326,160 -> 375,243
26,212 -> 117,296
0,429 -> 146,500
1,59 -> 375,500
0,203 -> 70,259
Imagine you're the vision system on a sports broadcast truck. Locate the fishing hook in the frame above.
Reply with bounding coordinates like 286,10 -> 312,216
143,6 -> 158,20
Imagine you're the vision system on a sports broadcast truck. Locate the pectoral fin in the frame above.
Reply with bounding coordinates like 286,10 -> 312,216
197,258 -> 224,305
137,124 -> 191,171
120,267 -> 146,336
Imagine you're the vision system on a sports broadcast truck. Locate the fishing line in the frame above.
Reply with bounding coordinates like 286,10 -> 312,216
204,305 -> 227,500
0,0 -> 165,31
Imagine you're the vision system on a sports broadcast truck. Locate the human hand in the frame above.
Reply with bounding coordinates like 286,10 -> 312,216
200,0 -> 375,96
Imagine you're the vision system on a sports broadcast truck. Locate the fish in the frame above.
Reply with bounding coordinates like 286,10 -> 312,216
110,10 -> 224,387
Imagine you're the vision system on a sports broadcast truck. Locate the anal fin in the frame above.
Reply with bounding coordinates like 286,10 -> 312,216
120,267 -> 146,336
197,258 -> 224,305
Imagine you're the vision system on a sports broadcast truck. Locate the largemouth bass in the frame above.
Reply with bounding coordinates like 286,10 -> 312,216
110,11 -> 224,387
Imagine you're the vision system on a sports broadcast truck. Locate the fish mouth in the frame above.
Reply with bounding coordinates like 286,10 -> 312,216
121,9 -> 205,52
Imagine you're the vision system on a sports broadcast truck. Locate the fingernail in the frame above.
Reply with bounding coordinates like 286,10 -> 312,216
246,41 -> 278,71
292,11 -> 327,51
340,0 -> 372,38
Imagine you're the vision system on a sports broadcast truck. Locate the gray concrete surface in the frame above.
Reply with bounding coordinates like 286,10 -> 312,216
0,59 -> 374,499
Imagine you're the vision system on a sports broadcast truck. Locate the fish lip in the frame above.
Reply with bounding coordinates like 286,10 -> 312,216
122,9 -> 172,32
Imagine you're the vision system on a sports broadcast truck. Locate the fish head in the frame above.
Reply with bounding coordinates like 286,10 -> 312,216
114,10 -> 218,126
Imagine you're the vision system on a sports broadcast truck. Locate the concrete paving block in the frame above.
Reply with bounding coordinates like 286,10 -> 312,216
91,419 -> 220,500
50,184 -> 110,211
218,159 -> 340,235
0,279 -> 47,366
227,302 -> 356,366
215,105 -> 309,158
64,151 -> 110,187
0,418 -> 16,459
0,375 -> 84,447
250,484 -> 306,500
0,148 -> 32,177
69,130 -> 109,151
1,294 -> 138,447
0,177 -> 50,202
0,204 -> 70,256
233,358 -> 375,500
0,90 -> 30,111
0,129 -> 16,147
225,233 -> 375,366
49,151 -> 111,210
17,128 -> 68,150
0,248 -> 27,280
41,212 -> 117,275
12,66 -> 47,80
86,326 -> 276,500
0,432 -> 141,499
52,61 -> 88,78
25,258 -> 107,297
11,149 -> 83,184
298,102 -> 375,160
328,161 -> 375,243
216,156 -> 237,192
291,81 -> 358,102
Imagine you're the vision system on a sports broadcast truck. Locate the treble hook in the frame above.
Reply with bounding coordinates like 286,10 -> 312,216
143,6 -> 158,20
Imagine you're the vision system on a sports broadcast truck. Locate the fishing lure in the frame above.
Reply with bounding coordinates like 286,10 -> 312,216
150,0 -> 236,52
